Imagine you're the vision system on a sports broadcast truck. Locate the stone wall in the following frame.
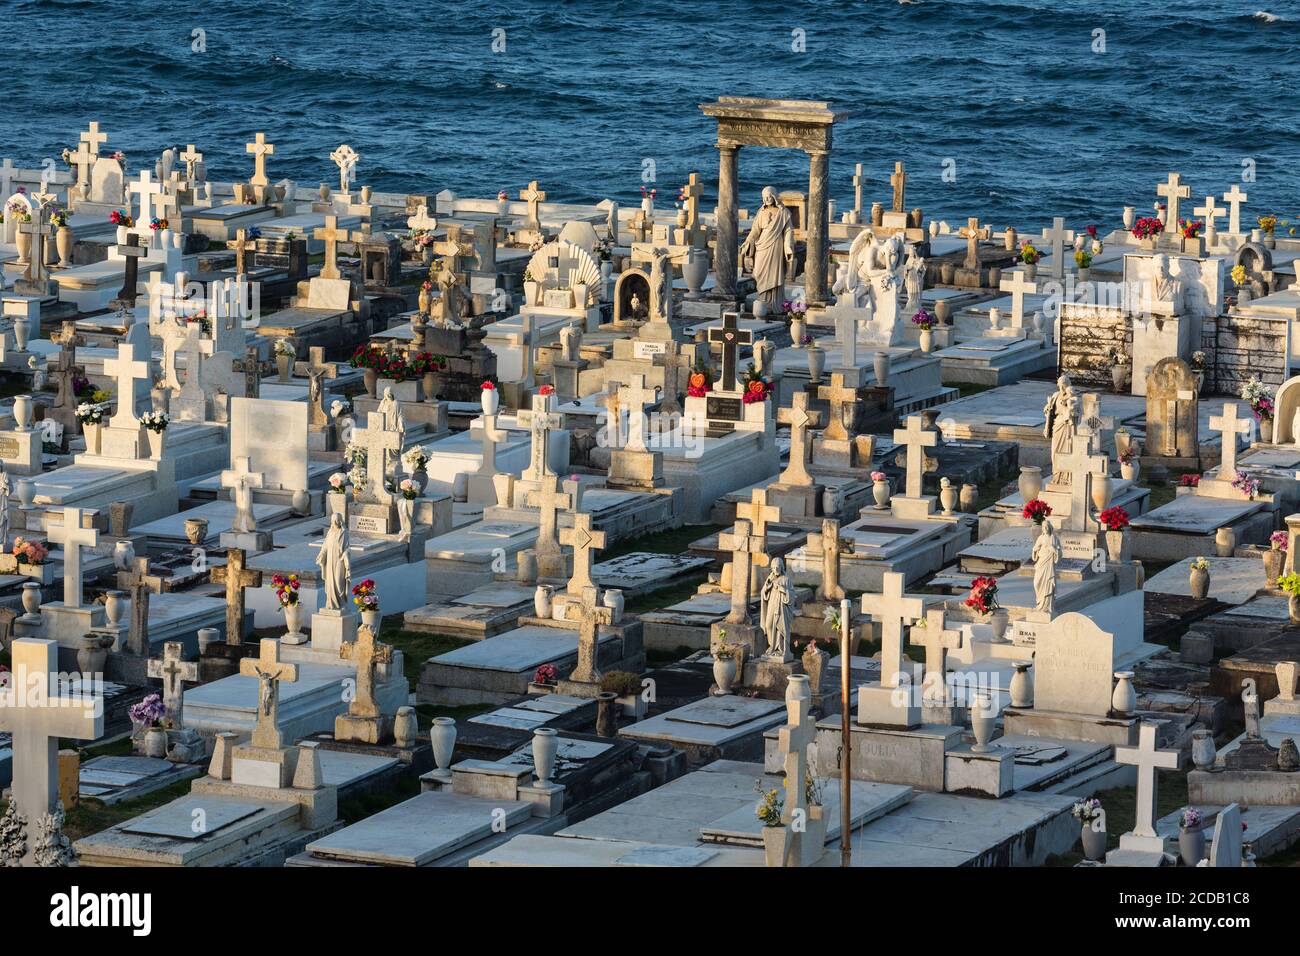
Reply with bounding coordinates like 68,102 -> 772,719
1201,314 -> 1288,395
1057,304 -> 1131,390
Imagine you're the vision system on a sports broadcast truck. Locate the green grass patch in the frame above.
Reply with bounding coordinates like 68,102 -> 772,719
380,621 -> 474,684
337,774 -> 421,826
601,523 -> 723,561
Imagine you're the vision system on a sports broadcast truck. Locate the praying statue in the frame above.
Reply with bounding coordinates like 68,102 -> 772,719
739,186 -> 795,307
1031,519 -> 1062,615
904,244 -> 926,312
316,512 -> 352,611
760,556 -> 798,661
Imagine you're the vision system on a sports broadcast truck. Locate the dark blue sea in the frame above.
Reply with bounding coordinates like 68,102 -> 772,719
5,0 -> 1300,233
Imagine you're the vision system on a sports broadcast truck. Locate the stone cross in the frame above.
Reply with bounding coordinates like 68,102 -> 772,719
1040,216 -> 1075,280
560,511 -> 606,596
618,374 -> 659,452
314,215 -> 348,280
707,312 -> 752,392
861,572 -> 925,689
999,269 -> 1036,330
776,676 -> 818,861
246,132 -> 275,190
571,584 -> 614,685
680,172 -> 707,246
236,345 -> 261,399
339,624 -> 391,720
912,608 -> 961,703
777,393 -> 823,486
406,204 -> 436,234
960,216 -> 989,271
890,161 -> 907,213
717,517 -> 765,624
240,638 -> 297,751
155,190 -> 182,239
330,144 -> 359,193
179,144 -> 203,183
230,228 -> 253,276
852,163 -> 865,219
221,455 -> 265,532
129,170 -> 164,234
1210,402 -> 1252,481
115,234 -> 148,307
653,340 -> 692,418
1194,195 -> 1223,247
46,507 -> 98,609
49,324 -> 86,436
736,488 -> 779,590
526,474 -> 572,556
169,322 -> 214,415
1222,184 -> 1248,236
304,346 -> 338,429
1057,437 -> 1109,532
69,139 -> 96,197
0,158 -> 15,202
211,547 -> 262,646
818,373 -> 858,442
834,306 -> 858,370
19,206 -> 53,287
0,639 -> 102,838
79,121 -> 108,157
353,413 -> 401,505
1114,721 -> 1180,852
816,518 -> 854,602
520,180 -> 547,228
518,390 -> 563,482
117,555 -> 154,656
893,414 -> 939,499
1156,172 -> 1191,236
147,641 -> 198,726
104,343 -> 151,430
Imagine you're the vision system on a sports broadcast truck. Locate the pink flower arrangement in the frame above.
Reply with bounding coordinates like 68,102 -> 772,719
1271,531 -> 1288,551
11,537 -> 48,566
534,663 -> 558,684
1132,216 -> 1164,240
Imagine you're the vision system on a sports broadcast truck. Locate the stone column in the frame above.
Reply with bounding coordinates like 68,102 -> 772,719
805,149 -> 830,306
713,143 -> 740,299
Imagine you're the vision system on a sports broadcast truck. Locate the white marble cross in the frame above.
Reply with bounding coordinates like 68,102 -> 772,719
1057,436 -> 1110,533
353,413 -> 401,505
1222,184 -> 1248,236
526,474 -> 571,555
221,455 -> 265,532
330,144 -> 359,193
559,511 -> 606,596
520,180 -> 547,228
861,571 -> 925,689
618,374 -> 659,452
1040,216 -> 1075,280
777,392 -> 823,486
1210,402 -> 1252,480
912,607 -> 961,703
893,414 -> 939,499
246,132 -> 275,188
834,307 -> 858,369
179,144 -> 203,183
69,140 -> 96,196
46,506 -> 99,608
0,639 -> 102,840
1194,195 -> 1223,247
518,390 -> 563,482
313,215 -> 348,280
999,269 -> 1037,330
103,343 -> 151,430
406,204 -> 437,234
1114,721 -> 1180,853
79,121 -> 108,156
129,169 -> 164,233
147,641 -> 199,726
1156,172 -> 1191,235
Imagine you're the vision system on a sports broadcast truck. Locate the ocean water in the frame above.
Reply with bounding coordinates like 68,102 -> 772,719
5,0 -> 1300,234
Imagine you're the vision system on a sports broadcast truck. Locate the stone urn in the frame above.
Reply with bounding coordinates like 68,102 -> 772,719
56,225 -> 74,268
1018,466 -> 1042,503
1215,527 -> 1236,558
481,386 -> 499,416
1111,365 -> 1128,393
939,478 -> 957,516
1179,826 -> 1206,867
13,318 -> 29,351
534,584 -> 554,619
16,477 -> 35,508
362,609 -> 381,630
960,483 -> 978,513
1111,671 -> 1137,716
422,371 -> 438,403
752,298 -> 769,320
1122,206 -> 1136,230
104,590 -> 127,628
919,328 -> 933,353
20,581 -> 41,621
198,627 -> 219,654
806,345 -> 826,383
292,489 -> 311,515
1090,474 -> 1113,512
532,727 -> 558,784
143,726 -> 168,759
1105,529 -> 1129,564
1080,821 -> 1107,862
602,588 -> 624,625
113,540 -> 135,572
934,300 -> 951,326
276,353 -> 292,382
712,650 -> 737,695
1004,227 -> 1018,251
872,477 -> 891,510
1010,661 -> 1034,708
1120,458 -> 1139,482
282,601 -> 305,644
790,317 -> 806,348
1191,728 -> 1216,770
429,717 -> 457,777
970,694 -> 996,753
15,230 -> 30,264
363,368 -> 378,397
1265,546 -> 1286,587
873,352 -> 890,386
184,517 -> 209,545
393,706 -> 418,748
12,394 -> 32,431
682,246 -> 708,298
1190,564 -> 1211,600
77,634 -> 113,677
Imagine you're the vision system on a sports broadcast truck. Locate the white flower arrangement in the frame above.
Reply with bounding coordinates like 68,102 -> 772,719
401,445 -> 429,472
398,478 -> 420,500
273,339 -> 296,358
344,442 -> 367,467
75,402 -> 105,425
140,410 -> 169,432
327,471 -> 349,493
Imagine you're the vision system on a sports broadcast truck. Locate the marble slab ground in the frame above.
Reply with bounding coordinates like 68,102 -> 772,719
1144,556 -> 1266,605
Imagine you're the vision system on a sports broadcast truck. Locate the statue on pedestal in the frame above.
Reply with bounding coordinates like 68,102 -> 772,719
316,512 -> 352,611
739,187 -> 794,307
1031,519 -> 1061,615
760,557 -> 798,661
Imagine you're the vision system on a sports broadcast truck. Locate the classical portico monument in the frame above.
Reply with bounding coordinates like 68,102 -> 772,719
699,97 -> 850,307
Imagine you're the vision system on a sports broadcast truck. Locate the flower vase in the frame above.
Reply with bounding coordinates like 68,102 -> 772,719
919,329 -> 933,353
327,493 -> 349,523
1192,728 -> 1217,770
15,231 -> 30,264
143,727 -> 168,759
960,484 -> 978,513
1120,460 -> 1138,482
524,280 -> 540,307
362,609 -> 380,630
1215,527 -> 1235,558
20,581 -> 41,621
423,371 -> 437,403
283,602 -> 305,643
939,482 -> 957,515
1018,466 -> 1042,503
12,394 -> 32,431
1179,827 -> 1206,867
430,717 -> 457,775
13,319 -> 29,351
1081,823 -> 1107,862
873,352 -> 890,386
481,387 -> 499,416
277,354 -> 291,382
56,226 -> 74,268
970,694 -> 996,752
790,317 -> 805,347
1122,206 -> 1136,231
712,654 -> 737,695
1010,661 -> 1034,708
532,727 -> 558,783
83,421 -> 102,455
147,428 -> 165,459
872,479 -> 890,510
77,634 -> 110,677
1111,671 -> 1137,715
1190,566 -> 1211,600
806,346 -> 825,383
1106,529 -> 1129,564
534,584 -> 554,619
1261,418 -> 1274,443
1111,365 -> 1128,393
1265,548 -> 1285,587
1091,474 -> 1113,511
396,496 -> 415,537
393,707 -> 418,748
762,825 -> 790,867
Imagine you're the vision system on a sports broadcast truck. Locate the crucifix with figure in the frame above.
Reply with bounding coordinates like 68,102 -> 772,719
240,638 -> 297,751
777,392 -> 823,486
212,547 -> 262,645
0,639 -> 102,859
147,641 -> 199,726
304,346 -> 338,430
707,312 -> 752,393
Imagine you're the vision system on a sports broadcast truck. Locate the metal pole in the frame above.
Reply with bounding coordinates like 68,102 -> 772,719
839,596 -> 852,867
